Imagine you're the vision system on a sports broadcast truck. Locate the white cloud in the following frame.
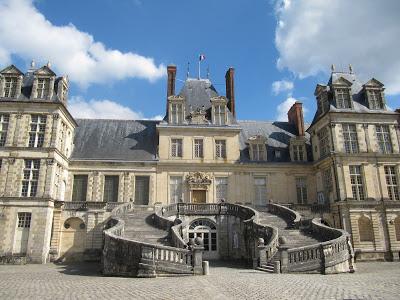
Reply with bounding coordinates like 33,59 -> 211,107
276,96 -> 308,121
274,0 -> 400,95
69,96 -> 163,120
272,80 -> 294,95
0,0 -> 165,87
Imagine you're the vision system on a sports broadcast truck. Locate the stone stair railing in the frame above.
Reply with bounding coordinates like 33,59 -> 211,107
102,202 -> 203,277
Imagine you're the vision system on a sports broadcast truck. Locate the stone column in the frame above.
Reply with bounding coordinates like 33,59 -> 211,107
12,113 -> 23,147
278,245 -> 290,273
363,124 -> 372,153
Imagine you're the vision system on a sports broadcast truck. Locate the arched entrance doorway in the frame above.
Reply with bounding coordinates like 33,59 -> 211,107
59,217 -> 86,261
188,219 -> 218,260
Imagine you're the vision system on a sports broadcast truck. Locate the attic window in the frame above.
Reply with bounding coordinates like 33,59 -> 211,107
4,77 -> 18,98
251,144 -> 266,161
37,78 -> 50,99
170,103 -> 183,124
214,104 -> 226,125
335,88 -> 352,109
275,150 -> 281,159
367,90 -> 384,110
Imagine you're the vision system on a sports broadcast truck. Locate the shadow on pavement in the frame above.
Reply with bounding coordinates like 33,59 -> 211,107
54,262 -> 102,276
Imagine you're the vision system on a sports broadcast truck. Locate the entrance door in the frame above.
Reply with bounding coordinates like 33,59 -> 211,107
192,190 -> 206,203
60,217 -> 86,261
188,219 -> 218,260
14,212 -> 31,254
135,176 -> 150,205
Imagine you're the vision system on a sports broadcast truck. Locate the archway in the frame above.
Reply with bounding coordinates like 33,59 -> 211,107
188,219 -> 218,260
358,215 -> 374,242
59,217 -> 86,261
394,216 -> 400,241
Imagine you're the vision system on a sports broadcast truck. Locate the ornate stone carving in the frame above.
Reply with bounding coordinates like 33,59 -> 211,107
186,172 -> 212,189
46,158 -> 55,165
189,106 -> 208,125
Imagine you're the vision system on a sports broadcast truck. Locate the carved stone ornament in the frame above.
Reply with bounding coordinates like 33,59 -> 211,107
189,106 -> 208,125
186,172 -> 213,189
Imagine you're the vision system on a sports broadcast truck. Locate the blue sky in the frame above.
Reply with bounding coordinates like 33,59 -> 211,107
0,0 -> 399,122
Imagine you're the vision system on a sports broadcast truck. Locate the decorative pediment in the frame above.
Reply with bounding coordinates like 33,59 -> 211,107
34,65 -> 56,76
186,172 -> 212,189
0,64 -> 23,76
210,96 -> 228,103
332,76 -> 352,87
168,95 -> 185,102
363,78 -> 384,88
188,106 -> 208,125
247,134 -> 267,144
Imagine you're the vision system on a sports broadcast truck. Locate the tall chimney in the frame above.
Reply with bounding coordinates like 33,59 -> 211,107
166,65 -> 177,115
225,67 -> 236,117
288,102 -> 305,136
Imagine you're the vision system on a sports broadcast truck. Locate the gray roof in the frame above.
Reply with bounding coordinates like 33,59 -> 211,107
238,121 -> 311,162
71,119 -> 159,161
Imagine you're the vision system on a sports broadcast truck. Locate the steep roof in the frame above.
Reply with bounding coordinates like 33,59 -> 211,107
179,78 -> 219,114
71,119 -> 159,161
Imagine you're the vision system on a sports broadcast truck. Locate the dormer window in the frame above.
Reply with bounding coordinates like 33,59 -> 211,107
248,135 -> 267,161
4,77 -> 18,98
37,78 -> 50,99
211,96 -> 228,126
335,88 -> 351,109
363,78 -> 385,110
0,65 -> 23,99
290,137 -> 307,162
168,95 -> 185,125
31,65 -> 56,100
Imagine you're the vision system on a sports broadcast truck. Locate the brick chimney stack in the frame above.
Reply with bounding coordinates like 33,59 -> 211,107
225,67 -> 236,117
166,65 -> 177,114
288,102 -> 305,136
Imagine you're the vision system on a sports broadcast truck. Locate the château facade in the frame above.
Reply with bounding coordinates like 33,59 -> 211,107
0,62 -> 399,264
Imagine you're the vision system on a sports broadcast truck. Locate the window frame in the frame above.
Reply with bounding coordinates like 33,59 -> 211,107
342,123 -> 359,154
72,174 -> 88,202
171,138 -> 183,158
0,114 -> 9,147
254,176 -> 267,205
193,138 -> 204,158
103,175 -> 119,203
384,166 -> 399,201
296,177 -> 308,204
215,177 -> 228,202
349,165 -> 365,201
335,88 -> 352,109
4,76 -> 18,98
36,77 -> 50,100
375,124 -> 393,154
28,115 -> 47,148
21,159 -> 40,197
169,176 -> 183,204
318,127 -> 330,157
215,139 -> 227,159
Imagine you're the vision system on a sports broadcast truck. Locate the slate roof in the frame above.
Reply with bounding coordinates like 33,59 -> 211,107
71,119 -> 159,161
238,121 -> 311,162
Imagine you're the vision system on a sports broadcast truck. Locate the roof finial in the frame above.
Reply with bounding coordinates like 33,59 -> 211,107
331,64 -> 335,72
186,62 -> 190,78
30,60 -> 36,68
349,64 -> 353,74
46,61 -> 51,68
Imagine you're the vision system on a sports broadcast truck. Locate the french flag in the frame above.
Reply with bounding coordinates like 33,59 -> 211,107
199,54 -> 206,61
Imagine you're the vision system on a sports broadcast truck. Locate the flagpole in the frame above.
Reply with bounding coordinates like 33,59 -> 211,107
198,57 -> 201,79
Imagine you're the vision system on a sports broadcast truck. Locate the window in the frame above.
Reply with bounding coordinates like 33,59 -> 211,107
394,217 -> 400,241
251,144 -> 265,161
170,176 -> 183,204
384,166 -> 399,201
72,175 -> 88,202
296,177 -> 308,204
335,88 -> 351,109
29,115 -> 46,148
215,140 -> 226,159
104,176 -> 119,202
170,103 -> 183,124
254,177 -> 267,205
342,124 -> 359,154
21,159 -> 40,197
358,216 -> 373,242
194,139 -> 203,158
135,176 -> 149,205
54,164 -> 62,200
0,114 -> 9,146
214,105 -> 226,125
367,90 -> 384,109
350,166 -> 365,200
293,145 -> 304,161
323,168 -> 332,193
4,77 -> 18,98
171,138 -> 183,157
318,127 -> 330,157
215,177 -> 228,202
17,212 -> 32,228
376,125 -> 392,154
36,78 -> 50,99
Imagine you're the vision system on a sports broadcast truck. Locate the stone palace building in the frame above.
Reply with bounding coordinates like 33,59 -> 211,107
0,62 -> 399,269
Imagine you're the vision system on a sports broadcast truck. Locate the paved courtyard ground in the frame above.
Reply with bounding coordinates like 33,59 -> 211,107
0,261 -> 399,300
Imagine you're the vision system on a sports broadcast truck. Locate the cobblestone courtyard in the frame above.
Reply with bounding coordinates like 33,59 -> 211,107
0,262 -> 399,300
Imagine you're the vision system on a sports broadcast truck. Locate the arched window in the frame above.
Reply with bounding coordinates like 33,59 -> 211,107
189,219 -> 216,230
358,216 -> 374,242
394,216 -> 400,241
188,219 -> 217,258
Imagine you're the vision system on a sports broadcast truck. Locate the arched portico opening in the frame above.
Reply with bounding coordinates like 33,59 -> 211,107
188,219 -> 218,260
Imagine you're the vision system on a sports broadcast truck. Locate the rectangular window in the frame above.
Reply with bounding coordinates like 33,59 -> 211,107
350,166 -> 365,200
318,127 -> 330,157
214,105 -> 226,125
296,177 -> 308,204
21,159 -> 40,197
368,90 -> 384,109
29,115 -> 46,148
0,114 -> 9,146
293,145 -> 304,161
252,144 -> 265,161
4,77 -> 18,98
17,212 -> 32,228
215,140 -> 226,159
194,139 -> 203,158
323,168 -> 332,193
135,176 -> 150,205
215,177 -> 228,202
171,138 -> 183,157
72,175 -> 88,202
384,166 -> 399,201
336,88 -> 351,109
104,176 -> 119,202
254,177 -> 267,205
170,103 -> 183,124
170,176 -> 183,204
36,78 -> 50,99
376,125 -> 392,154
342,124 -> 359,154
